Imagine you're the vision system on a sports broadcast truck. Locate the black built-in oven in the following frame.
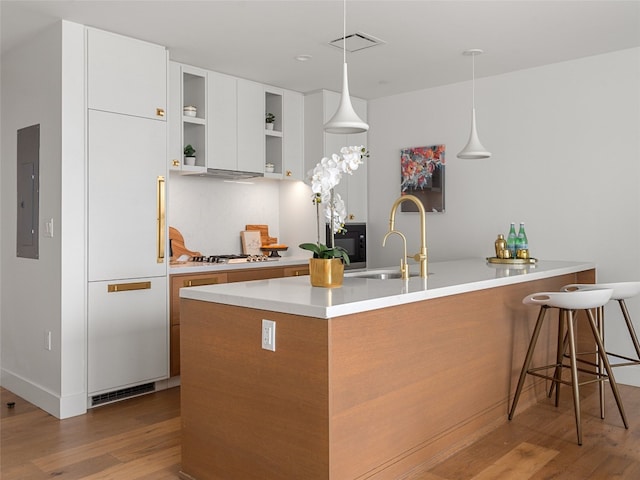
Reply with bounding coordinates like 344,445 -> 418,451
326,223 -> 366,270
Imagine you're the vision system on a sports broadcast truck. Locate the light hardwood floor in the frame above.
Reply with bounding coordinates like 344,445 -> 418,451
1,383 -> 639,479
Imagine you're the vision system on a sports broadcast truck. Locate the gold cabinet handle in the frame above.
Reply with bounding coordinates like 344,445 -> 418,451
108,281 -> 151,293
156,108 -> 165,117
172,159 -> 180,167
157,176 -> 166,263
184,277 -> 221,287
286,170 -> 292,177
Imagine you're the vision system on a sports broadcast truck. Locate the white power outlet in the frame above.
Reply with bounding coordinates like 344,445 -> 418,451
262,319 -> 276,351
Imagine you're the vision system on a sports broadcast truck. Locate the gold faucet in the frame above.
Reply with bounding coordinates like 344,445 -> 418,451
382,230 -> 409,279
385,194 -> 428,278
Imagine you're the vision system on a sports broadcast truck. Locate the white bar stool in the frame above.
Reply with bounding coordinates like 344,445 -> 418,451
508,288 -> 629,445
557,282 -> 640,417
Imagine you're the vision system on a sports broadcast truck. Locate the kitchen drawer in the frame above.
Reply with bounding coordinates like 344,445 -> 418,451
170,272 -> 228,326
88,276 -> 168,395
226,266 -> 285,283
283,265 -> 309,277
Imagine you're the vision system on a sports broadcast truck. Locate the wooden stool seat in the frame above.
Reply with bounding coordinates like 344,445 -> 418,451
508,288 -> 629,445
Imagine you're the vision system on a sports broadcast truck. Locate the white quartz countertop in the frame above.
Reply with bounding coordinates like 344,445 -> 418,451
170,255 -> 310,275
179,258 -> 595,319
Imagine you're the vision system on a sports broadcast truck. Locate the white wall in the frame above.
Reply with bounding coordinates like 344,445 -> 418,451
278,179 -> 317,258
368,48 -> 640,385
1,24 -> 64,406
1,21 -> 86,418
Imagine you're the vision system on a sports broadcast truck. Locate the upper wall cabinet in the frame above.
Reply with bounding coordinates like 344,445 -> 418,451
207,74 -> 264,174
264,88 -> 304,181
264,88 -> 283,179
282,90 -> 304,180
236,79 -> 265,173
87,28 -> 167,121
169,63 -> 207,172
170,62 -> 304,177
208,71 -> 238,171
304,90 -> 368,222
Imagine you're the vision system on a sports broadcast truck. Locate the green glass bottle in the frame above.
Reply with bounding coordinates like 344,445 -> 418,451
506,222 -> 517,258
517,222 -> 528,251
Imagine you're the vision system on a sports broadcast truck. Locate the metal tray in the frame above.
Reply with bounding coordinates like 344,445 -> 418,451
486,257 -> 537,265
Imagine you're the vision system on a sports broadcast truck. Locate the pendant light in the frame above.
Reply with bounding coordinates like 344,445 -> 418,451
457,49 -> 491,159
323,0 -> 369,134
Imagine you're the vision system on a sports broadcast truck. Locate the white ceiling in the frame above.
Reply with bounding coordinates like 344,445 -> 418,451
2,1 -> 639,99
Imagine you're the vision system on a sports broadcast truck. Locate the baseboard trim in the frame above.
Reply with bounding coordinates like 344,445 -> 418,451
0,368 -> 87,419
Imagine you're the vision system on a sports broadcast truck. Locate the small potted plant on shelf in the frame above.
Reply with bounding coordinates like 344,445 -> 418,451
184,144 -> 196,166
265,112 -> 276,130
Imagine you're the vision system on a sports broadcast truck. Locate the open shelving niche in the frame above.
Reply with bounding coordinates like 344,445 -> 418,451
181,68 -> 207,173
264,89 -> 283,178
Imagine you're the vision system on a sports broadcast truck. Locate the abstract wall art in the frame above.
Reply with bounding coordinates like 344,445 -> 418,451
400,144 -> 445,212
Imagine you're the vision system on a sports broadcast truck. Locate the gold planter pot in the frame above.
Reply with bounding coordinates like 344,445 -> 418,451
309,258 -> 344,288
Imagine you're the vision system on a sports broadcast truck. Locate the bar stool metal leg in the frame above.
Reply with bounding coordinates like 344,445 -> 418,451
596,305 -> 605,419
566,309 -> 583,445
619,299 -> 640,360
585,308 -> 629,430
508,306 -> 548,421
549,310 -> 569,406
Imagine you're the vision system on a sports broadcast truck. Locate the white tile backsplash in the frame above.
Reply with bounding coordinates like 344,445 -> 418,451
168,172 -> 282,255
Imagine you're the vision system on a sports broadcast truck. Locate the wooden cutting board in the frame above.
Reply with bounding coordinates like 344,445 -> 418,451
245,224 -> 278,246
169,226 -> 201,258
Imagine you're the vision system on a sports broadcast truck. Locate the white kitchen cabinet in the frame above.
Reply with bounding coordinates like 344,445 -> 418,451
87,110 -> 167,281
265,87 -> 283,178
86,29 -> 168,403
181,65 -> 207,171
88,277 -> 167,396
168,62 -> 182,171
175,63 -> 301,177
237,79 -> 265,173
208,71 -> 238,171
304,90 -> 368,222
86,28 -> 167,121
168,62 -> 207,172
282,90 -> 304,180
206,74 -> 263,174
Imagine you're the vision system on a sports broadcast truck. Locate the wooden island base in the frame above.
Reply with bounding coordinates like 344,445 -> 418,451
179,269 -> 594,480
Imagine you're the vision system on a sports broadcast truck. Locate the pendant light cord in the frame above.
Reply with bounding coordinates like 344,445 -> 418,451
472,52 -> 476,109
343,0 -> 346,64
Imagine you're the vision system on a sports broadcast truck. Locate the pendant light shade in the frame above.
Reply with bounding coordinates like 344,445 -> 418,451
323,0 -> 369,134
457,49 -> 490,159
324,63 -> 369,134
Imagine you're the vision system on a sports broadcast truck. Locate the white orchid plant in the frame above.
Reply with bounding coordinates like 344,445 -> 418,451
299,146 -> 368,264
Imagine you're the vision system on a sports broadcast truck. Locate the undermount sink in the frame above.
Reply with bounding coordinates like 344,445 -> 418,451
351,271 -> 423,280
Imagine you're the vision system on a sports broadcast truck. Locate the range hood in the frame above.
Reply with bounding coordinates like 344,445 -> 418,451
181,167 -> 264,180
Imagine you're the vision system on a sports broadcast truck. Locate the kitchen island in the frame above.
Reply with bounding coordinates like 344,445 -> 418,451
179,259 -> 595,480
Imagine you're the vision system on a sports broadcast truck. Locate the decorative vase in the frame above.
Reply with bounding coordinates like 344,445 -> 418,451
266,123 -> 274,130
184,156 -> 196,166
309,258 -> 344,288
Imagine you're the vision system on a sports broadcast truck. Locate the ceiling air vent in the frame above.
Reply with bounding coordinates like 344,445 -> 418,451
329,32 -> 386,53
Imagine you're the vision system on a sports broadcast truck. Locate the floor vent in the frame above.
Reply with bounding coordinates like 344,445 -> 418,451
91,382 -> 155,407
